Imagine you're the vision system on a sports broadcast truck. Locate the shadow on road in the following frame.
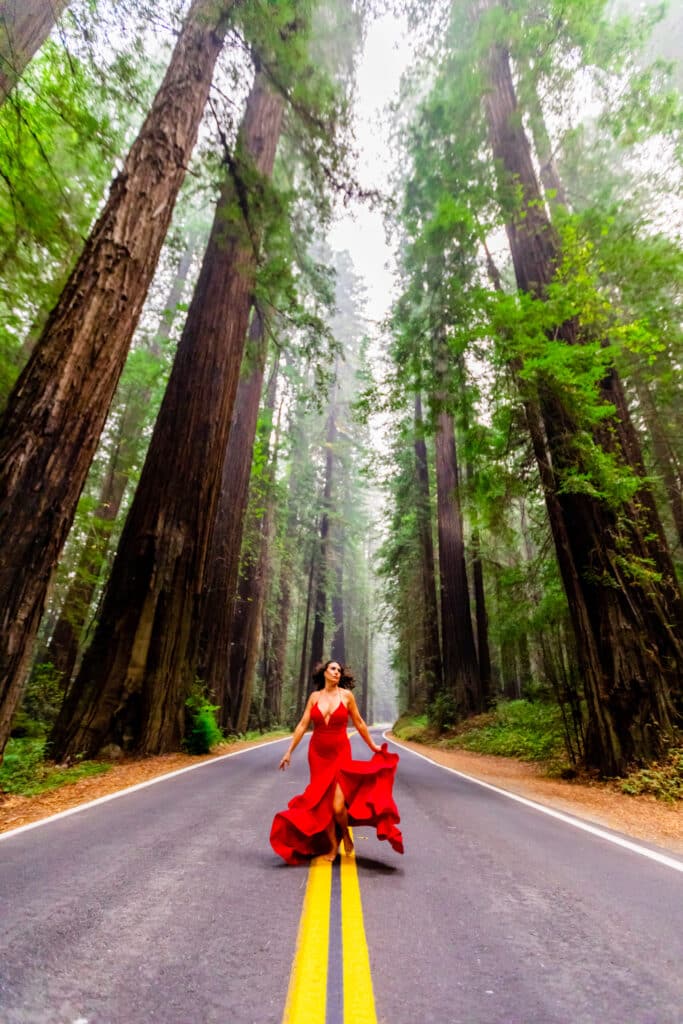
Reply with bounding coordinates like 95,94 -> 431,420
354,854 -> 401,875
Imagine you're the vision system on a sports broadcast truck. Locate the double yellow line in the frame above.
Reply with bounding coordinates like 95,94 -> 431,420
282,830 -> 377,1024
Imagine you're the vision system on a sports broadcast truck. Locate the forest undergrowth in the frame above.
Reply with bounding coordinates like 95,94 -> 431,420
393,700 -> 683,804
0,728 -> 287,799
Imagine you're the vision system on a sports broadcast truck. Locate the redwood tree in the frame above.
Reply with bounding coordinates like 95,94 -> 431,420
309,398 -> 337,671
42,243 -> 193,687
433,400 -> 481,714
201,304 -> 270,726
413,392 -> 443,702
0,0 -> 232,757
50,71 -> 284,759
481,13 -> 683,772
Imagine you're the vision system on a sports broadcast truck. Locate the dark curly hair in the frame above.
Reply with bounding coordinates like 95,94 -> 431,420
312,659 -> 355,690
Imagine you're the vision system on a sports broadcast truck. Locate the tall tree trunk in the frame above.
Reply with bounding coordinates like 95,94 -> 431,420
634,376 -> 683,551
201,304 -> 270,724
49,73 -> 284,760
0,0 -> 231,758
232,405 -> 282,731
296,548 -> 316,717
309,402 -> 336,671
519,61 -> 569,211
359,605 -> 370,721
482,29 -> 683,772
414,392 -> 443,704
470,519 -> 492,707
434,406 -> 480,715
330,526 -> 345,664
0,0 -> 69,103
43,242 -> 194,688
43,399 -> 139,687
234,476 -> 277,733
263,573 -> 290,725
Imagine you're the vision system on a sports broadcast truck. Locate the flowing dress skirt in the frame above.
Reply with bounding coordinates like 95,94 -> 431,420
270,702 -> 404,865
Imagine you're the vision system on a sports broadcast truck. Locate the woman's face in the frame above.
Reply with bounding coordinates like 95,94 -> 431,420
325,662 -> 342,685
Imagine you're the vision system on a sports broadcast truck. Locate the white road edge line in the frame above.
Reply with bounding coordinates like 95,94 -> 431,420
0,736 -> 289,843
383,731 -> 683,874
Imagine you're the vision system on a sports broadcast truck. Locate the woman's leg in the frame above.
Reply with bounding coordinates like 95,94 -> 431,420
323,816 -> 338,861
333,783 -> 354,854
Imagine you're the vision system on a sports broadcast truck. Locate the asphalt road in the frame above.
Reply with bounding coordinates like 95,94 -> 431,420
1,730 -> 682,1024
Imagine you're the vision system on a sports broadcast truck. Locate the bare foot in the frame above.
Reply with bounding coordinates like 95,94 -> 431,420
322,842 -> 338,862
342,830 -> 354,855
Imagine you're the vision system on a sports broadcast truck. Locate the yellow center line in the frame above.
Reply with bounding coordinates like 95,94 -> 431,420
340,830 -> 378,1024
282,829 -> 378,1024
282,856 -> 332,1024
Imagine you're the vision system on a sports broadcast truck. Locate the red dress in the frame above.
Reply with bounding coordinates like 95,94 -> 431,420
270,700 -> 404,865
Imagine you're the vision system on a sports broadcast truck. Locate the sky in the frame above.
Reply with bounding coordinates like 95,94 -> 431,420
328,13 -> 414,325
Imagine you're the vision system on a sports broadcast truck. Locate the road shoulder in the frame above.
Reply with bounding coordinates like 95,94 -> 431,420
387,732 -> 683,855
0,734 -> 288,835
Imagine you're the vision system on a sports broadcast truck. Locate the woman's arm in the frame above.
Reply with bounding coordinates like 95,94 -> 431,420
278,694 -> 315,770
346,692 -> 382,754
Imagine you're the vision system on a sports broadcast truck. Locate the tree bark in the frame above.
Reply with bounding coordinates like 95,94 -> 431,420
519,60 -> 570,211
330,526 -> 346,665
231,402 -> 282,732
201,304 -> 269,726
49,73 -> 284,760
43,400 -> 137,687
233,474 -> 277,734
359,606 -> 370,720
263,573 -> 290,725
0,0 -> 231,758
434,406 -> 481,715
482,30 -> 683,772
296,548 -> 316,718
413,392 -> 443,704
0,0 -> 69,103
43,243 -> 194,688
309,402 -> 336,671
634,376 -> 683,551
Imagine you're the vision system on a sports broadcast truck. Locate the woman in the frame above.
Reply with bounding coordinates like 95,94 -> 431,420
270,660 -> 404,864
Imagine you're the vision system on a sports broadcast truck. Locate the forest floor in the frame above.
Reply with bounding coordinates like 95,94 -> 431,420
1,730 -> 681,855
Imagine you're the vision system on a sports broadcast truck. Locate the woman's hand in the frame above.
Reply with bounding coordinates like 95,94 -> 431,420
279,752 -> 291,770
371,742 -> 383,755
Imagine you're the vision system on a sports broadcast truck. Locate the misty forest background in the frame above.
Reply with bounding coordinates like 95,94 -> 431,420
0,0 -> 682,797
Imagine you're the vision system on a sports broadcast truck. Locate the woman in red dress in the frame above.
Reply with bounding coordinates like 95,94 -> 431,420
270,660 -> 404,865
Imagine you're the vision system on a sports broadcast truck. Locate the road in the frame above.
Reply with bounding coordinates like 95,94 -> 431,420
1,729 -> 681,1024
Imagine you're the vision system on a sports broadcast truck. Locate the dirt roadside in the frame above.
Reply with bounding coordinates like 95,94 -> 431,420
387,732 -> 683,855
1,731 -> 681,856
0,735 -> 287,836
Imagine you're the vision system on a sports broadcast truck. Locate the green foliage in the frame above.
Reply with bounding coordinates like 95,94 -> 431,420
11,662 -> 63,735
184,689 -> 223,755
392,713 -> 429,742
394,701 -> 567,765
0,38 -> 150,405
0,738 -> 110,796
450,701 -> 567,763
621,749 -> 683,803
426,690 -> 459,731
